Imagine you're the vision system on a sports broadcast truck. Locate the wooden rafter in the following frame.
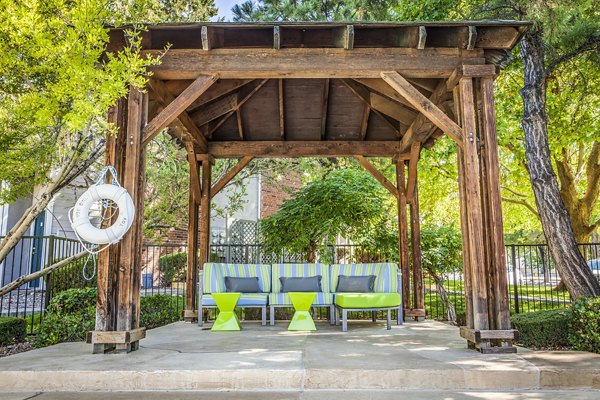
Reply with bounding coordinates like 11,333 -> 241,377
370,92 -> 418,125
236,109 -> 244,140
186,143 -> 202,201
405,141 -> 421,202
206,141 -> 402,158
279,79 -> 285,138
359,106 -> 370,140
142,74 -> 218,147
211,156 -> 254,198
381,71 -> 463,145
398,80 -> 450,153
186,79 -> 251,111
353,78 -> 419,110
340,79 -> 401,136
205,79 -> 269,137
320,79 -> 330,140
355,156 -> 398,199
192,93 -> 239,126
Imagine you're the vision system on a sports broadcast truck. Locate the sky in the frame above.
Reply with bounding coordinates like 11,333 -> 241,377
214,0 -> 241,21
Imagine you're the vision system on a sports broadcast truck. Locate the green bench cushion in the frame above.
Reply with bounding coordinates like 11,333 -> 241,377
203,263 -> 272,294
335,293 -> 401,309
330,263 -> 399,293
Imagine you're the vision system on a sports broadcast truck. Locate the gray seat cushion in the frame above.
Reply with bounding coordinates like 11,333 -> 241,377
280,275 -> 322,292
225,276 -> 260,293
336,275 -> 376,293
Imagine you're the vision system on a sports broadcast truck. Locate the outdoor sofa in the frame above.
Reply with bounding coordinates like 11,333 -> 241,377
198,262 -> 403,331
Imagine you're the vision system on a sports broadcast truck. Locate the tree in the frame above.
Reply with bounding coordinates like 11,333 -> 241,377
232,0 -> 397,22
0,0 -> 158,264
260,169 -> 392,261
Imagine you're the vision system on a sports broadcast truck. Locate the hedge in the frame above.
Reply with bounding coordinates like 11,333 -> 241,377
569,297 -> 600,354
510,308 -> 570,348
0,317 -> 27,346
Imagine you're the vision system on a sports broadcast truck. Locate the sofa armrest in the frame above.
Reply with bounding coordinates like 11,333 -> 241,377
397,273 -> 402,302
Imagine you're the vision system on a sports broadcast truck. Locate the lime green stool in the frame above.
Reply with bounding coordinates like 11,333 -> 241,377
211,292 -> 241,331
288,292 -> 317,331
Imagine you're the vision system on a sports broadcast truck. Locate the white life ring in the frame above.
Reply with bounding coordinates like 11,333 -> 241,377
70,184 -> 135,245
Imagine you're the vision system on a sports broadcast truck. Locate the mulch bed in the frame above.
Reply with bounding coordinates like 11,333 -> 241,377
0,342 -> 34,358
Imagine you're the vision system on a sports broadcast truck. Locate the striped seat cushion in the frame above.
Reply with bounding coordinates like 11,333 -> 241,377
269,292 -> 334,306
330,263 -> 399,293
202,293 -> 268,307
271,263 -> 331,293
202,263 -> 271,294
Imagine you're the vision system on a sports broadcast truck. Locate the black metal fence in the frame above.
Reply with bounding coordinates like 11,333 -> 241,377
2,237 -> 599,333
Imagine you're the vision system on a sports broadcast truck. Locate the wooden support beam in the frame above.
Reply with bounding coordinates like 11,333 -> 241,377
186,144 -> 202,201
480,77 -> 510,331
359,106 -> 370,140
344,25 -> 354,50
467,26 -> 477,50
381,71 -> 463,145
354,78 -> 418,109
186,79 -> 252,111
417,26 -> 427,49
192,93 -> 239,126
207,140 -> 402,158
370,92 -> 418,125
198,158 -> 212,267
396,160 -> 411,317
145,48 -> 486,80
341,79 -> 401,135
87,328 -> 146,345
405,141 -> 421,202
447,64 -> 496,90
458,77 -> 489,331
211,156 -> 254,198
273,26 -> 281,49
236,109 -> 244,140
409,181 -> 424,314
320,79 -> 330,140
185,164 -> 200,321
143,74 -> 218,145
354,156 -> 398,199
279,79 -> 285,138
201,26 -> 210,50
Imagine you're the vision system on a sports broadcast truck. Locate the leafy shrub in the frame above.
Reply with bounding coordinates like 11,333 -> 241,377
158,252 -> 187,283
34,287 -> 96,348
0,317 -> 27,346
140,294 -> 183,329
511,309 -> 570,348
568,297 -> 600,353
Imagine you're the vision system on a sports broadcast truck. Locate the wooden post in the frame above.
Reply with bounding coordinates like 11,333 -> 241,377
395,160 -> 410,317
409,183 -> 425,318
94,99 -> 126,354
457,77 -> 489,332
198,156 -> 214,267
479,77 -> 511,331
184,161 -> 200,322
90,88 -> 148,353
455,71 -> 516,353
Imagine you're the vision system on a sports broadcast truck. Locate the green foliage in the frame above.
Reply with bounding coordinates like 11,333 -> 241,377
0,0 -> 158,203
420,224 -> 463,275
260,169 -> 390,260
511,309 -> 571,348
109,0 -> 217,23
158,252 -> 188,283
140,294 -> 183,329
33,287 -> 97,348
0,317 -> 27,346
232,0 -> 396,22
568,296 -> 600,353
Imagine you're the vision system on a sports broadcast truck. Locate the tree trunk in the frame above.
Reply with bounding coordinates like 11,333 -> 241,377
519,32 -> 600,298
428,268 -> 456,322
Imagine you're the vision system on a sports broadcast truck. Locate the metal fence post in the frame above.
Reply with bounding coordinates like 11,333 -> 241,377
511,244 -> 520,314
328,244 -> 335,265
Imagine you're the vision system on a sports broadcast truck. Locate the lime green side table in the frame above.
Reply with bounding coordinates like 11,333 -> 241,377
288,292 -> 317,331
211,292 -> 241,331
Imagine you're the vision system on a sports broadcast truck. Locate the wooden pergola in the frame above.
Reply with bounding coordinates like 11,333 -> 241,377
91,21 -> 529,354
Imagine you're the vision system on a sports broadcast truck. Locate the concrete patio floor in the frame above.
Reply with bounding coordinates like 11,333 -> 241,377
0,320 -> 599,396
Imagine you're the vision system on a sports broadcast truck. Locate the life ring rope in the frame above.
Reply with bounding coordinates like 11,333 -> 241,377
69,166 -> 135,254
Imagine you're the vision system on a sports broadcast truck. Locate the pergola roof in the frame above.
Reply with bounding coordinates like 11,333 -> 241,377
109,21 -> 529,159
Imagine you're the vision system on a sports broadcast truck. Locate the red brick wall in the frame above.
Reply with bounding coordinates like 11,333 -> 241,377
260,170 -> 302,218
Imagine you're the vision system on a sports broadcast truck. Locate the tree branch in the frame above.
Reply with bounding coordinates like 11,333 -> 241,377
545,36 -> 600,76
502,196 -> 539,219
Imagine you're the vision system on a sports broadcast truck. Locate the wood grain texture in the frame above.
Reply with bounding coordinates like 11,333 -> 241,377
207,141 -> 402,158
185,169 -> 199,318
144,48 -> 486,80
381,71 -> 463,144
355,156 -> 398,199
409,184 -> 424,310
396,160 -> 411,314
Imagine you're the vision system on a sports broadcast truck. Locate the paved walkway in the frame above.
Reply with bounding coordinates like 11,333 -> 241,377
0,320 -> 598,394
